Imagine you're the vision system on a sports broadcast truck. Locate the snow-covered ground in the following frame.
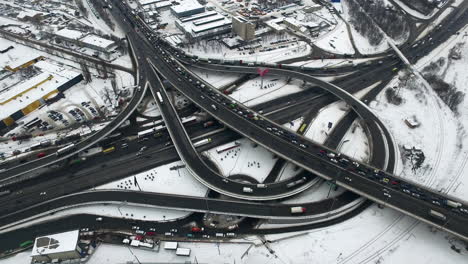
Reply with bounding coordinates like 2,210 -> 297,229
97,161 -> 208,197
370,25 -> 468,201
230,76 -> 304,107
4,205 -> 467,264
204,138 -> 301,183
314,21 -> 356,55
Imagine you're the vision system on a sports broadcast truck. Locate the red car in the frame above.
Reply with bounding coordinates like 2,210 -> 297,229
191,227 -> 203,232
37,152 -> 46,158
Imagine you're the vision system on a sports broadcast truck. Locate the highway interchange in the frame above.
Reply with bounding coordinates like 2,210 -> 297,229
0,0 -> 468,252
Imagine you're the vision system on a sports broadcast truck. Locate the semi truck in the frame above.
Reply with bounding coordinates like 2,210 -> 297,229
290,206 -> 306,214
193,138 -> 212,147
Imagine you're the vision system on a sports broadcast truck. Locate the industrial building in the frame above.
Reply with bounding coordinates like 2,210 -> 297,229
0,61 -> 83,130
31,230 -> 83,262
3,55 -> 45,72
171,0 -> 205,17
232,16 -> 255,41
53,28 -> 117,54
175,11 -> 232,40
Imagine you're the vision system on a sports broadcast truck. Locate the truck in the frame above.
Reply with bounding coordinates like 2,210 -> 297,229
445,200 -> 462,208
11,134 -> 32,141
203,120 -> 215,128
290,206 -> 306,214
193,138 -> 212,147
216,141 -> 240,154
429,209 -> 446,220
242,187 -> 253,193
79,147 -> 103,158
157,91 -> 163,103
298,123 -> 308,133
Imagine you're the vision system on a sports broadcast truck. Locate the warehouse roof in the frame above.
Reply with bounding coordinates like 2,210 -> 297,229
31,230 -> 79,257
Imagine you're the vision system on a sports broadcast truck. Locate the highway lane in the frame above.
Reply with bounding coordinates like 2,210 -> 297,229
0,189 -> 363,231
146,60 -> 320,199
143,45 -> 468,239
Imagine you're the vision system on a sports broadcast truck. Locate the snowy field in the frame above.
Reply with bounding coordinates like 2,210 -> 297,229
204,138 -> 302,183
97,161 -> 209,197
370,24 -> 468,201
314,20 -> 356,55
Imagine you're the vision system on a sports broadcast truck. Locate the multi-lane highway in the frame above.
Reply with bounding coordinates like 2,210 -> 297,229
117,2 -> 468,239
1,0 -> 467,247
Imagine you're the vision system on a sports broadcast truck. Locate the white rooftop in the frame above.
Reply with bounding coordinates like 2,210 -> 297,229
2,55 -> 42,70
0,61 -> 82,120
31,230 -> 79,257
164,241 -> 178,250
55,28 -> 84,40
171,0 -> 204,14
17,10 -> 44,19
139,0 -> 164,5
80,35 -> 115,50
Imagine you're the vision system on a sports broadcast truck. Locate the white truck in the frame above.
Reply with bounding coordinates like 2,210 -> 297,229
193,138 -> 212,147
290,206 -> 306,214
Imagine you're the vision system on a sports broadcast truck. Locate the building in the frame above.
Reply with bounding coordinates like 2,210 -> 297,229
31,230 -> 82,262
0,61 -> 83,130
16,10 -> 45,22
3,56 -> 45,72
283,17 -> 308,33
175,11 -> 232,40
53,28 -> 117,54
303,4 -> 323,13
232,16 -> 255,41
80,35 -> 117,53
171,0 -> 205,17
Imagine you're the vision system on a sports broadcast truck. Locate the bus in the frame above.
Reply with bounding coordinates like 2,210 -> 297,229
181,116 -> 197,125
56,144 -> 75,156
19,240 -> 33,248
157,91 -> 163,103
138,128 -> 157,138
102,146 -> 115,153
216,141 -> 240,154
298,123 -> 308,133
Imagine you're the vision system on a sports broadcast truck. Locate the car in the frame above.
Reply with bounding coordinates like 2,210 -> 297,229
96,217 -> 103,221
170,228 -> 178,233
80,228 -> 89,232
383,192 -> 391,198
149,228 -> 156,232
318,149 -> 327,156
330,158 -> 338,163
140,146 -> 147,152
460,208 -> 468,214
132,226 -> 140,230
40,192 -> 47,196
344,176 -> 352,182
299,144 -> 307,149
